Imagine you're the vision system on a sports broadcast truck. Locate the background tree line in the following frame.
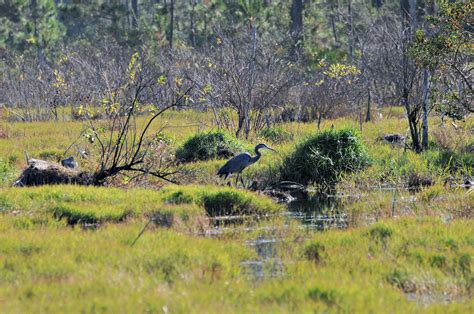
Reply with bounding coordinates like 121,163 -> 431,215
0,0 -> 472,152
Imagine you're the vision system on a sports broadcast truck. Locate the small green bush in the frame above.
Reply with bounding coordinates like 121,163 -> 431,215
259,127 -> 293,144
50,204 -> 131,225
367,224 -> 393,243
165,190 -> 194,205
281,128 -> 370,187
154,131 -> 173,145
175,131 -> 242,162
386,268 -> 416,293
303,242 -> 326,263
308,287 -> 337,305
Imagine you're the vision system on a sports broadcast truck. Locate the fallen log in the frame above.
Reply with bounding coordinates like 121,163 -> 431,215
13,158 -> 91,187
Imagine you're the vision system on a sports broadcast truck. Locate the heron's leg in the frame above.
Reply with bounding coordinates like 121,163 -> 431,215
235,173 -> 240,187
240,175 -> 246,189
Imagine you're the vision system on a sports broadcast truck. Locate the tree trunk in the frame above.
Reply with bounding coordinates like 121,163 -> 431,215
328,0 -> 339,47
167,0 -> 174,49
421,69 -> 430,149
244,24 -> 257,139
400,0 -> 410,22
403,95 -> 421,152
317,112 -> 322,130
131,0 -> 138,27
189,0 -> 196,46
421,1 -> 434,150
290,0 -> 303,58
408,0 -> 417,31
30,0 -> 45,68
236,110 -> 245,138
366,85 -> 371,122
347,0 -> 354,62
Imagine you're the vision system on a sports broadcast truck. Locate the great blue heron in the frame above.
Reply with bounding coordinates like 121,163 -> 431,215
217,143 -> 276,186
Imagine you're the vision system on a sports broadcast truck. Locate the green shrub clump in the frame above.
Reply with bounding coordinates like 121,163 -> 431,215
259,127 -> 293,144
176,131 -> 242,162
281,128 -> 369,187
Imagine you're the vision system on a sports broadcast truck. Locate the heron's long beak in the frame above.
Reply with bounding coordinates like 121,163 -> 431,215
267,147 -> 277,153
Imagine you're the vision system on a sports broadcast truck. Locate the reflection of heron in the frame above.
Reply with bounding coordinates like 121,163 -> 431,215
217,143 -> 276,186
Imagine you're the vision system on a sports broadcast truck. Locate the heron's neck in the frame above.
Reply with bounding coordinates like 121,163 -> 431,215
250,147 -> 262,164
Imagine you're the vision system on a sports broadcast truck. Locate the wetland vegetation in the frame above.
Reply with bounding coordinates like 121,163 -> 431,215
0,110 -> 472,312
1,0 -> 473,312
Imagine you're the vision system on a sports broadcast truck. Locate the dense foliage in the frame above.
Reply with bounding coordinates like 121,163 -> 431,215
175,131 -> 242,162
281,128 -> 370,187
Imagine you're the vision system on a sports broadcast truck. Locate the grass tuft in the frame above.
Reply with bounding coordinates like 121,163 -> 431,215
176,131 -> 242,162
281,128 -> 370,187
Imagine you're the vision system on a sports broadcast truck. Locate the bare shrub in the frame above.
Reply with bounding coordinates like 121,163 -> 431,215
191,28 -> 301,138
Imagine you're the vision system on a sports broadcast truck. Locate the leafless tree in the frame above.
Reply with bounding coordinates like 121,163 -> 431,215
361,15 -> 425,152
192,28 -> 301,138
2,54 -> 68,122
83,50 -> 194,185
298,61 -> 364,129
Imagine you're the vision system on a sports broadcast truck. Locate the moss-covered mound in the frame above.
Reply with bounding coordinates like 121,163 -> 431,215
160,185 -> 282,217
176,131 -> 242,162
281,128 -> 370,187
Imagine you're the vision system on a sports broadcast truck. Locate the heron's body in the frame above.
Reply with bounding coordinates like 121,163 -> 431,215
217,144 -> 274,184
217,152 -> 259,179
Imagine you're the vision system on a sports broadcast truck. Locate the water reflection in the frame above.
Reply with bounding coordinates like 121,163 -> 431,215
241,237 -> 284,281
286,192 -> 349,231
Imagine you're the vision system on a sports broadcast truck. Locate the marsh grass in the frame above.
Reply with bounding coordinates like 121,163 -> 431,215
0,185 -> 281,228
300,218 -> 473,303
0,157 -> 16,184
0,215 -> 472,312
2,110 -> 472,190
0,109 -> 473,312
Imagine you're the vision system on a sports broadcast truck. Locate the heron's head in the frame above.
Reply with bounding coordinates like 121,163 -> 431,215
256,143 -> 276,152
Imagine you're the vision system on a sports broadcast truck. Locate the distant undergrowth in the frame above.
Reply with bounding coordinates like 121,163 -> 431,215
259,127 -> 293,144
